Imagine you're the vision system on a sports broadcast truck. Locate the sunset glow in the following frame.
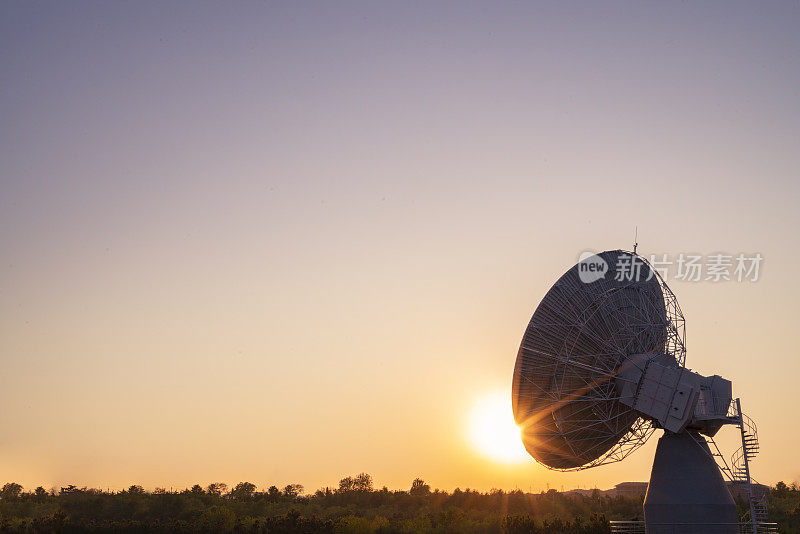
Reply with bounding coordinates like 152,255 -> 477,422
1,2 -> 798,497
468,392 -> 530,464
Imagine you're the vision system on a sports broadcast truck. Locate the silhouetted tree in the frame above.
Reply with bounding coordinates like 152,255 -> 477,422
33,486 -> 47,502
206,482 -> 228,496
230,481 -> 256,500
267,485 -> 281,500
354,473 -> 373,492
410,477 -> 431,496
0,482 -> 22,500
338,476 -> 354,492
127,484 -> 146,495
284,483 -> 304,497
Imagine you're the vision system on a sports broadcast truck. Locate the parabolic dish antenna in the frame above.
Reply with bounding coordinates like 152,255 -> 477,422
511,250 -> 771,534
512,250 -> 684,470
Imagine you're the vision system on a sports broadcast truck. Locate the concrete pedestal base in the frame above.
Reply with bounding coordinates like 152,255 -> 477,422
644,432 -> 739,534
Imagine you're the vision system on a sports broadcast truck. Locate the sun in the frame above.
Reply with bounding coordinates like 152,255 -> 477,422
468,390 -> 530,463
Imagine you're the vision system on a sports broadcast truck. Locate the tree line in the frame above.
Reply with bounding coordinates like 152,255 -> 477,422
0,475 -> 797,533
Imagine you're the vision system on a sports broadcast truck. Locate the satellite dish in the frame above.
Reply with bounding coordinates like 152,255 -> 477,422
512,250 -> 771,534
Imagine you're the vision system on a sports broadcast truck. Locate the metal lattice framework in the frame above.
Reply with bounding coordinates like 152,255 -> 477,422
512,250 -> 685,470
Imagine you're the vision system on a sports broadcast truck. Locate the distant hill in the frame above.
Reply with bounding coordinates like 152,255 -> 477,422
563,481 -> 770,500
562,482 -> 648,498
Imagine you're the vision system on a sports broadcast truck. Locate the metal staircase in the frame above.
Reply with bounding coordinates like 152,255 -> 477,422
702,398 -> 776,534
732,400 -> 775,533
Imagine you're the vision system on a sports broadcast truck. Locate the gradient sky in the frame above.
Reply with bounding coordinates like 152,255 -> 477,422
1,1 -> 799,494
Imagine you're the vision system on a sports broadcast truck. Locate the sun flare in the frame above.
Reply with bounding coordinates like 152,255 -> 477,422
468,391 -> 530,463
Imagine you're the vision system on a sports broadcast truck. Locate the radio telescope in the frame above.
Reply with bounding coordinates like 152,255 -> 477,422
512,250 -> 772,534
